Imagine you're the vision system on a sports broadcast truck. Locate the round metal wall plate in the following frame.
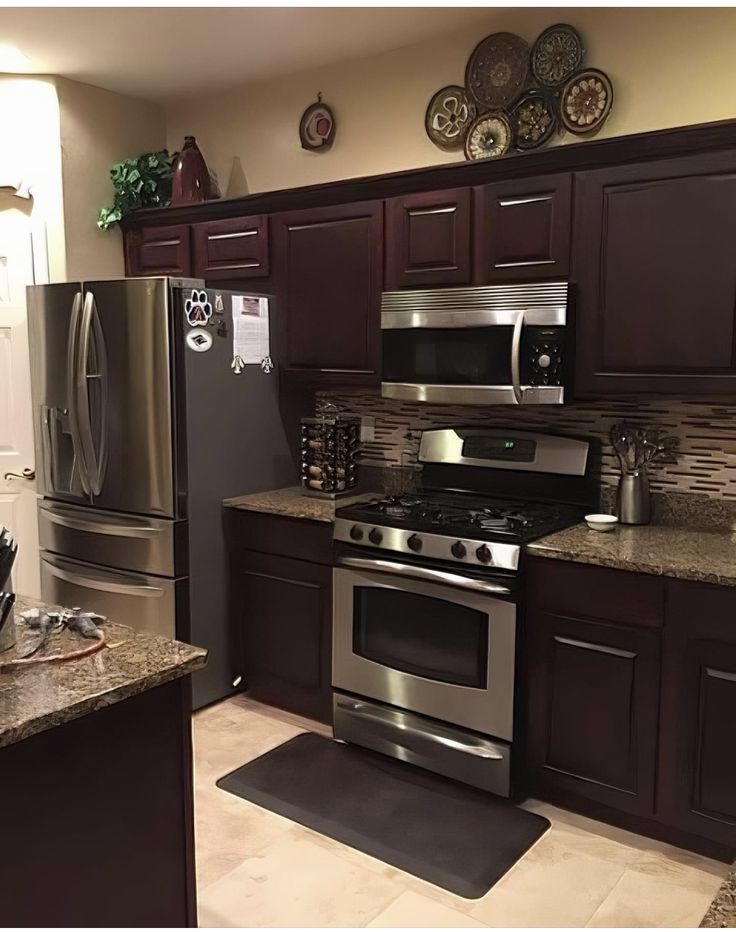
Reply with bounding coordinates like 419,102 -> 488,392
560,68 -> 614,135
425,85 -> 476,151
512,90 -> 559,150
531,23 -> 585,88
464,111 -> 512,161
465,32 -> 530,111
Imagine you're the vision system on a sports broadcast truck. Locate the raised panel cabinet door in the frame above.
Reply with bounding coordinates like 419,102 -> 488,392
474,173 -> 572,282
658,580 -> 736,846
574,151 -> 736,395
193,215 -> 269,280
385,188 -> 472,288
234,549 -> 333,724
525,609 -> 660,816
124,224 -> 192,277
273,201 -> 383,383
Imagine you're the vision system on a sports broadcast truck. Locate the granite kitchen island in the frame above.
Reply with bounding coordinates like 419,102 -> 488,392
0,600 -> 206,927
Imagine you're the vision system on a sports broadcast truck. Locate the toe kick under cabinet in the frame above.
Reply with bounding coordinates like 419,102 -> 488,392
225,508 -> 334,724
523,557 -> 736,860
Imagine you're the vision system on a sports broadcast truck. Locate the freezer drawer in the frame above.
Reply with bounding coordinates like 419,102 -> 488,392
40,553 -> 183,639
38,500 -> 187,577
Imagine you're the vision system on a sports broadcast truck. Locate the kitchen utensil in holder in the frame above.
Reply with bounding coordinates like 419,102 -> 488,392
617,470 -> 651,526
301,405 -> 360,499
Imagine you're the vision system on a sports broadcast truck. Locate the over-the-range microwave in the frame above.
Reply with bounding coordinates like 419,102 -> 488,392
380,281 -> 570,406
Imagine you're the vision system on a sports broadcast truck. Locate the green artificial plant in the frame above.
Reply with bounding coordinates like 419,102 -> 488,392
97,150 -> 174,230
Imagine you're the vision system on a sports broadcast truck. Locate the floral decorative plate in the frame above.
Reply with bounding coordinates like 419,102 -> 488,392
512,91 -> 558,150
425,85 -> 476,151
464,112 -> 512,161
531,23 -> 585,88
560,68 -> 614,135
465,32 -> 530,111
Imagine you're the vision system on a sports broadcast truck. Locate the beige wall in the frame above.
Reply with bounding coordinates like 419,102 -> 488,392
165,8 -> 736,197
57,77 -> 165,279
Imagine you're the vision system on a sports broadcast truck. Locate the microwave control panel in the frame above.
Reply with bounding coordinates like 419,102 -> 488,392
523,326 -> 565,387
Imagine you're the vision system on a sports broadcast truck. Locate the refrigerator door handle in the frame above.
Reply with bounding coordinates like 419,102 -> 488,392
77,291 -> 109,497
41,555 -> 165,598
66,290 -> 90,494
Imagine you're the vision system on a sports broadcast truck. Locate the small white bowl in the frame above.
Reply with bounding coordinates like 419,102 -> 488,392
585,513 -> 619,532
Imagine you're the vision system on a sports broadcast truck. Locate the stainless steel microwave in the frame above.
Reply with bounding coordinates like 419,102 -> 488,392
380,281 -> 570,405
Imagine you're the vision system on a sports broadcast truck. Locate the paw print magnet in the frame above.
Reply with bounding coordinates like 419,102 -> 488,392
185,289 -> 213,327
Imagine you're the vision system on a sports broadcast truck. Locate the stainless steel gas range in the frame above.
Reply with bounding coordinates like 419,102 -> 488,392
331,427 -> 597,796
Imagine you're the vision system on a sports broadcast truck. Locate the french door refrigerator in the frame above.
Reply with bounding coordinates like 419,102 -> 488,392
27,277 -> 296,708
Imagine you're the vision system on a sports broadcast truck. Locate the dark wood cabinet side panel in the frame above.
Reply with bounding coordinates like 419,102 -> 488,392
385,188 -> 472,288
474,173 -> 572,282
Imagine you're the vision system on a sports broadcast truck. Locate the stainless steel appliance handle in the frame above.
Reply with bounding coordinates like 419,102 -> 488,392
77,292 -> 109,497
66,291 -> 89,495
39,504 -> 162,539
511,308 -> 526,405
41,557 -> 165,598
338,698 -> 504,759
90,291 -> 109,496
337,556 -> 511,596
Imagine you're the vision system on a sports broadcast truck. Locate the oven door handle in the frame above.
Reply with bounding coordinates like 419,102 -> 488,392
337,556 -> 512,596
337,698 -> 505,759
510,308 -> 527,405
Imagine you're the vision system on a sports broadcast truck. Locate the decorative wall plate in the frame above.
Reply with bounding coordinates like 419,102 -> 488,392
299,95 -> 336,151
464,112 -> 512,161
560,68 -> 614,135
531,23 -> 585,88
425,85 -> 476,151
512,90 -> 558,150
465,32 -> 530,111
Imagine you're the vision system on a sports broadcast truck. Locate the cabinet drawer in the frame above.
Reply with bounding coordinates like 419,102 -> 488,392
193,215 -> 269,280
225,508 -> 333,565
526,557 -> 665,628
124,224 -> 191,277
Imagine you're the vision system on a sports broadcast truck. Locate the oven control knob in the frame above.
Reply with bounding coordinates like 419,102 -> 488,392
537,353 -> 552,369
451,541 -> 467,559
407,534 -> 423,553
349,525 -> 364,541
476,544 -> 493,564
369,528 -> 383,545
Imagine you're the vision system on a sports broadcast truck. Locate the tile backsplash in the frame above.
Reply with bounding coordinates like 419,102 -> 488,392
317,391 -> 736,499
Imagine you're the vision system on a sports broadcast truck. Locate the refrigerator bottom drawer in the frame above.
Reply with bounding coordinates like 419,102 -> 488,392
333,691 -> 511,796
40,553 -> 183,640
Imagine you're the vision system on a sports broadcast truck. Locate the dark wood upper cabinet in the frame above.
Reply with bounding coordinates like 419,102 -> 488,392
193,215 -> 269,281
124,224 -> 192,277
474,173 -> 572,282
658,580 -> 736,847
574,151 -> 736,395
272,200 -> 383,383
384,188 -> 472,288
525,606 -> 661,817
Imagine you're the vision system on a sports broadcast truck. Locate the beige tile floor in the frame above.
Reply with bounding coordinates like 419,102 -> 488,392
193,696 -> 731,928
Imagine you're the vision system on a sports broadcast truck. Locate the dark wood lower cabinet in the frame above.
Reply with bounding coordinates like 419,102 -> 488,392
525,609 -> 660,817
226,509 -> 334,724
524,557 -> 736,860
658,580 -> 736,846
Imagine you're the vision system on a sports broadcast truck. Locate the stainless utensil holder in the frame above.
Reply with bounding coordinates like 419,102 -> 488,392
618,470 -> 651,525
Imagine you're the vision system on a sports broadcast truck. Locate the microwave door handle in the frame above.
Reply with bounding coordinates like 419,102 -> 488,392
66,290 -> 90,495
511,308 -> 526,405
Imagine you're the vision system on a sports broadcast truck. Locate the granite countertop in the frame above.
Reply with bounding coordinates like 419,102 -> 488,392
528,522 -> 736,587
0,597 -> 207,750
224,485 -> 380,523
701,870 -> 736,927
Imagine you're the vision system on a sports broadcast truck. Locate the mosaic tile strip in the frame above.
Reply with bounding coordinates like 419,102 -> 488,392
317,391 -> 736,500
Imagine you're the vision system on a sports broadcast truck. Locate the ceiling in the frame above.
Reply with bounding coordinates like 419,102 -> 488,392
0,7 -> 496,103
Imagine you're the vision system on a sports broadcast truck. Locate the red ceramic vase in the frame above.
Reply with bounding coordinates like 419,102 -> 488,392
171,136 -> 211,206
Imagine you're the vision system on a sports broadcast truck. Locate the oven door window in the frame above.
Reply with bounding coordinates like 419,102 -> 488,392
382,326 -> 512,386
352,586 -> 488,688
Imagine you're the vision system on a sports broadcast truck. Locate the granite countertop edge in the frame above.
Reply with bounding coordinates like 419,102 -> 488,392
0,646 -> 207,751
701,870 -> 736,927
224,486 -> 380,523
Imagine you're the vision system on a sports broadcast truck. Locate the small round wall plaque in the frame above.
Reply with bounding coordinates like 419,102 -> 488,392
465,32 -> 530,111
512,90 -> 558,150
464,112 -> 512,161
560,68 -> 613,135
299,94 -> 336,151
531,24 -> 585,88
425,85 -> 476,151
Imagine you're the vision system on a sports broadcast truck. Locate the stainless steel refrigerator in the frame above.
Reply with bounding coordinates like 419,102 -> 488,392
27,277 -> 296,708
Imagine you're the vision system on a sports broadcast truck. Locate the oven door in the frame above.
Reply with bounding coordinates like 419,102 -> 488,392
332,560 -> 516,740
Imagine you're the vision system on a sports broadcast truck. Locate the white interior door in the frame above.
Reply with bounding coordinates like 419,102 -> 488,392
0,199 -> 43,597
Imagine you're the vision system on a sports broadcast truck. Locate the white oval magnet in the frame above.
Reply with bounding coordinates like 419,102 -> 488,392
186,329 -> 213,353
